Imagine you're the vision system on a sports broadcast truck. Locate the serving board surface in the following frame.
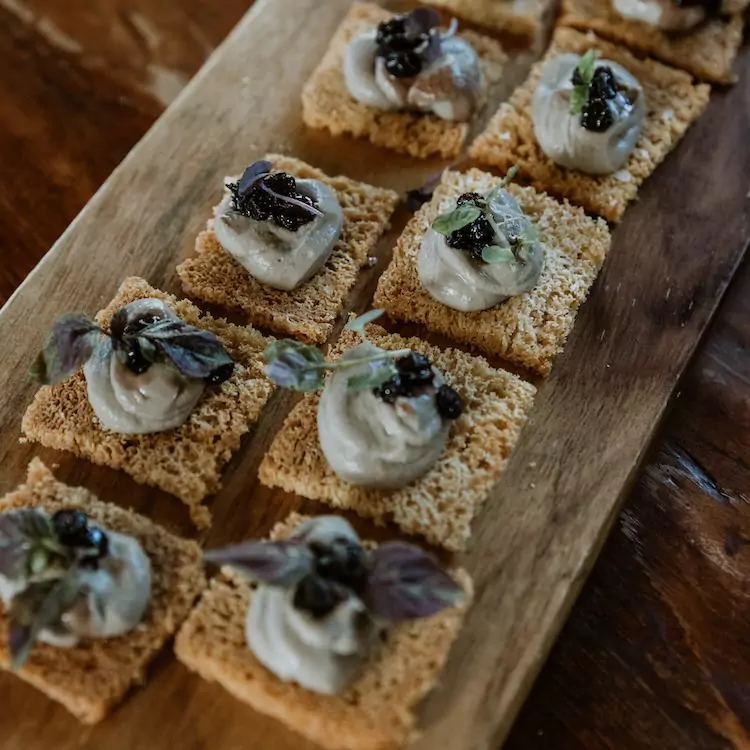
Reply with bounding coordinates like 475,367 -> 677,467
0,1 -> 747,749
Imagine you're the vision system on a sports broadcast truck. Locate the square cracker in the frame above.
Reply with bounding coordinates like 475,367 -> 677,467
424,0 -> 552,38
0,459 -> 205,724
469,27 -> 711,222
177,154 -> 399,344
301,2 -> 507,159
175,513 -> 472,750
258,327 -> 536,551
559,0 -> 746,84
21,277 -> 275,530
373,167 -> 611,376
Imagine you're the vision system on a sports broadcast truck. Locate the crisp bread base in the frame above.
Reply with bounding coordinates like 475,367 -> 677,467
175,513 -> 472,750
425,0 -> 551,37
301,2 -> 507,159
0,459 -> 205,724
373,168 -> 611,376
469,27 -> 711,222
177,154 -> 399,344
21,277 -> 275,529
258,327 -> 536,551
559,0 -> 745,84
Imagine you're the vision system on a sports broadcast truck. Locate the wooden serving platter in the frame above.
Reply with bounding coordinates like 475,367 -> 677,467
0,1 -> 747,748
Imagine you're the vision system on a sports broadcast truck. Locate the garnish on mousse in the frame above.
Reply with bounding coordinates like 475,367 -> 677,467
0,506 -> 151,669
213,160 -> 344,291
343,8 -> 485,122
417,167 -> 544,312
205,515 -> 464,695
31,298 -> 233,435
264,310 -> 463,488
531,49 -> 646,175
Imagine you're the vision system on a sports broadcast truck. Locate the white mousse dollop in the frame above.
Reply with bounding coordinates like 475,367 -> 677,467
213,179 -> 343,292
84,298 -> 205,435
612,0 -> 706,30
344,31 -> 484,122
418,189 -> 544,312
531,53 -> 646,175
317,343 -> 449,488
246,516 -> 376,695
0,515 -> 151,649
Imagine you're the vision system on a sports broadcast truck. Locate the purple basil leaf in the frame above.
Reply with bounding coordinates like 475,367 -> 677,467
0,511 -> 55,579
205,540 -> 314,586
30,313 -> 101,385
136,320 -> 233,379
8,576 -> 81,669
365,542 -> 464,622
237,160 -> 273,196
404,7 -> 441,38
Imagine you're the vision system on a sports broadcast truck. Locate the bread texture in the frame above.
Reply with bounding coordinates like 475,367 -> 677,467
177,154 -> 399,344
301,2 -> 507,159
425,0 -> 552,37
21,277 -> 275,529
559,0 -> 745,84
258,327 -> 536,551
175,513 -> 472,750
0,459 -> 205,724
469,27 -> 711,222
374,167 -> 611,375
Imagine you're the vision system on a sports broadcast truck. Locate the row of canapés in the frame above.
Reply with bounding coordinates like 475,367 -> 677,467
1,4 -> 740,748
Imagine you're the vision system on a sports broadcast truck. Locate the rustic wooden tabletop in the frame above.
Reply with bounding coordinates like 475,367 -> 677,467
0,1 -> 748,748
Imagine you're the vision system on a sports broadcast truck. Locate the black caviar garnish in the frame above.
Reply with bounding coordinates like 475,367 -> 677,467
372,352 -> 464,421
52,509 -> 110,566
446,216 -> 496,262
229,170 -> 318,232
293,575 -> 348,619
574,66 -> 621,134
206,362 -> 234,385
373,9 -> 441,80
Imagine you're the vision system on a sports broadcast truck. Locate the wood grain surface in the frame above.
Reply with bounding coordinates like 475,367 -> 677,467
0,1 -> 748,749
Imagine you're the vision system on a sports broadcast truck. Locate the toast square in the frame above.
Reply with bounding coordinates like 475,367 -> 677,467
469,27 -> 711,222
175,513 -> 472,750
559,0 -> 746,84
0,459 -> 206,724
373,167 -> 611,375
301,2 -> 507,159
424,0 -> 553,38
258,327 -> 536,551
21,277 -> 275,529
177,154 -> 399,344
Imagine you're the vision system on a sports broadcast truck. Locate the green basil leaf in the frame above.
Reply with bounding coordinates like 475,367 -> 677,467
431,205 -> 482,236
205,541 -> 314,586
578,49 -> 596,85
481,245 -> 516,264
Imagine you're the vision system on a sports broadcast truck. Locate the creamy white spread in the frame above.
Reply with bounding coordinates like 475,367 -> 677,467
0,524 -> 151,648
531,54 -> 646,175
417,189 -> 544,312
246,517 -> 376,694
214,179 -> 343,291
84,298 -> 205,435
613,0 -> 706,30
317,343 -> 449,488
343,31 -> 484,122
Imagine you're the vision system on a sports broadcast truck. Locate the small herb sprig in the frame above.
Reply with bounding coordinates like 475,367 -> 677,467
430,166 -> 540,265
206,535 -> 464,623
0,509 -> 88,668
263,310 -> 411,393
569,49 -> 596,115
30,308 -> 233,386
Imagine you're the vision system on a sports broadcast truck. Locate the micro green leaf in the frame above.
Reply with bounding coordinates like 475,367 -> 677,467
431,205 -> 482,236
498,164 -> 519,189
263,339 -> 326,392
481,245 -> 516,264
578,49 -> 596,85
346,361 -> 398,391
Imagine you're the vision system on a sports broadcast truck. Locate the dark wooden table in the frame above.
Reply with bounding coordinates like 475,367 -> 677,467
1,2 -> 748,747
